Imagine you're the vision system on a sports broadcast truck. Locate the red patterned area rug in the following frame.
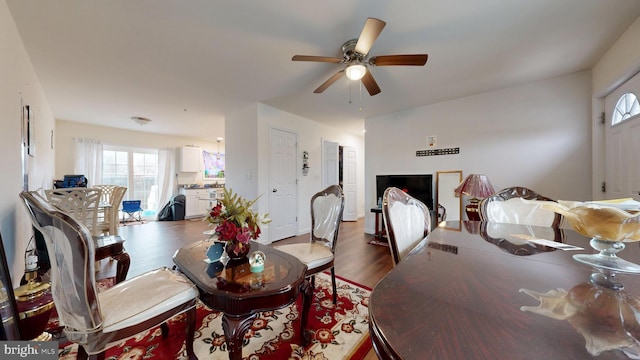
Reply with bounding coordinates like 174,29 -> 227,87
55,273 -> 372,360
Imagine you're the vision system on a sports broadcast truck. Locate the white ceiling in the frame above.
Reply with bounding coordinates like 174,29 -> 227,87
7,0 -> 640,140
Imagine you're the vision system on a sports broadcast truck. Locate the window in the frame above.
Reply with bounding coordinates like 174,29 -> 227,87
612,92 -> 640,125
103,146 -> 159,217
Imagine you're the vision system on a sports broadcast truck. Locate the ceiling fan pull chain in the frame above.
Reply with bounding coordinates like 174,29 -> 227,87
349,82 -> 352,104
359,81 -> 363,112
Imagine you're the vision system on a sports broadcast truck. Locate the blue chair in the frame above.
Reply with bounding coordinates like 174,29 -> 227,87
122,200 -> 143,223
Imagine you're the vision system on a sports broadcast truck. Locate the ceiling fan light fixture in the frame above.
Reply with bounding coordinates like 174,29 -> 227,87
345,64 -> 367,81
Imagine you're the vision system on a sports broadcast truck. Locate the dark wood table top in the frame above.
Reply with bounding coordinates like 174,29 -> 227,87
173,241 -> 307,315
369,221 -> 640,359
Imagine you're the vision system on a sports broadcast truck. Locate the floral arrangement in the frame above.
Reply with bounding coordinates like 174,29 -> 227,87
207,187 -> 270,257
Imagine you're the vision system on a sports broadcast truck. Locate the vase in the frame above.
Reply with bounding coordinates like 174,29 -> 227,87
225,240 -> 251,260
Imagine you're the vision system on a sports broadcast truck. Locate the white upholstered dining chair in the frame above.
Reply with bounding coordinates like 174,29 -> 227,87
274,185 -> 344,304
20,191 -> 199,359
478,186 -> 562,227
382,187 -> 431,266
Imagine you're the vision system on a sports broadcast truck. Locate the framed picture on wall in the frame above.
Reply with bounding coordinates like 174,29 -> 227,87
203,150 -> 225,179
22,104 -> 35,157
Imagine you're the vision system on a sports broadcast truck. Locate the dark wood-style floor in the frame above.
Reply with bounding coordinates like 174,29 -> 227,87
100,217 -> 392,360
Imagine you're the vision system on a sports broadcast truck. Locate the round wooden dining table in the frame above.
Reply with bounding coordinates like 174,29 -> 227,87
369,221 -> 640,359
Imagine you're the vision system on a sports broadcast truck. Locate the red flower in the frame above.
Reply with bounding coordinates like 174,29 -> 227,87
210,203 -> 222,218
216,221 -> 239,241
236,227 -> 252,244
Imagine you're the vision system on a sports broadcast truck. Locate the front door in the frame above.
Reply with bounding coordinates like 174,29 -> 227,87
270,128 -> 298,241
605,72 -> 640,200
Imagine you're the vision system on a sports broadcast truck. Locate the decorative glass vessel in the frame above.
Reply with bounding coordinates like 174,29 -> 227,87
540,200 -> 640,274
225,240 -> 251,260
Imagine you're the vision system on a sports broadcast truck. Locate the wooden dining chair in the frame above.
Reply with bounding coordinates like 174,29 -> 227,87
274,185 -> 344,304
44,188 -> 103,236
478,186 -> 562,227
382,187 -> 431,266
20,191 -> 199,360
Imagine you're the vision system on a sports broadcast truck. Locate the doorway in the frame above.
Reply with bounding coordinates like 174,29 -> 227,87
322,140 -> 358,221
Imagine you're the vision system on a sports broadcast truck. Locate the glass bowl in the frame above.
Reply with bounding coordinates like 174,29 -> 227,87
540,200 -> 640,273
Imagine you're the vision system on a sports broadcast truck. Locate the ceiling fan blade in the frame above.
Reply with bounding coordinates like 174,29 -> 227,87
292,55 -> 342,63
361,71 -> 381,96
314,70 -> 345,93
370,54 -> 428,66
354,18 -> 386,56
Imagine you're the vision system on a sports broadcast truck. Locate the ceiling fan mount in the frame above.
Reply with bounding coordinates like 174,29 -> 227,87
292,18 -> 428,96
340,39 -> 365,63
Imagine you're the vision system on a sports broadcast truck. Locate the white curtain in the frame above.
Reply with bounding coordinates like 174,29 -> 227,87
156,148 -> 177,217
73,138 -> 103,186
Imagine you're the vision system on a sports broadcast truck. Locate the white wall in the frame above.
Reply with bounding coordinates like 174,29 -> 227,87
257,104 -> 365,237
364,71 -> 592,234
1,0 -> 56,284
55,120 -> 219,187
225,104 -> 260,201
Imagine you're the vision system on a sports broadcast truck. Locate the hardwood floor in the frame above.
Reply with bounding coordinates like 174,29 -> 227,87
99,217 -> 393,360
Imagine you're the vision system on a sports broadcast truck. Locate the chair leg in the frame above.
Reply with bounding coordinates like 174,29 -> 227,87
78,346 -> 105,360
76,345 -> 89,360
331,267 -> 337,304
185,307 -> 197,360
161,322 -> 169,338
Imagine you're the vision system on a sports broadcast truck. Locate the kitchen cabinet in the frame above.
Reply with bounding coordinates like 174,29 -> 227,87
179,146 -> 201,173
179,188 -> 215,218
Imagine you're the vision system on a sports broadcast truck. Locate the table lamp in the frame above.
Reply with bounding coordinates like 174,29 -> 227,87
454,174 -> 495,221
14,244 -> 54,341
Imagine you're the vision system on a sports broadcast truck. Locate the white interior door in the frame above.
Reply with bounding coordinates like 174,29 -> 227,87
342,146 -> 357,221
270,128 -> 297,241
605,72 -> 640,200
322,140 -> 339,188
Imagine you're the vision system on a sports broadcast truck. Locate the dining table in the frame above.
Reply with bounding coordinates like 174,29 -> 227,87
369,220 -> 640,359
173,240 -> 311,360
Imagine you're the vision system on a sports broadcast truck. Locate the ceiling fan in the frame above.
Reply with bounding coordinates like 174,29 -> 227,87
292,17 -> 428,96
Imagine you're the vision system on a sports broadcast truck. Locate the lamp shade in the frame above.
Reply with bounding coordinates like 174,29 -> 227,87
454,174 -> 495,199
345,64 -> 367,80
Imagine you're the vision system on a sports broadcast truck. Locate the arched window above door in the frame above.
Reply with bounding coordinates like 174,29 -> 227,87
612,92 -> 640,125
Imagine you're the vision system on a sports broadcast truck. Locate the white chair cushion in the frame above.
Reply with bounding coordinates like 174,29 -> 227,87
98,268 -> 198,331
485,198 -> 556,227
274,243 -> 334,270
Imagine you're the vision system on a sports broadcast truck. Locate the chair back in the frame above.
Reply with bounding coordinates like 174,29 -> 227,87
479,186 -> 561,227
94,185 -> 127,235
122,200 -> 142,212
44,188 -> 102,236
94,185 -> 126,208
382,187 -> 431,266
310,185 -> 344,251
19,191 -> 102,333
